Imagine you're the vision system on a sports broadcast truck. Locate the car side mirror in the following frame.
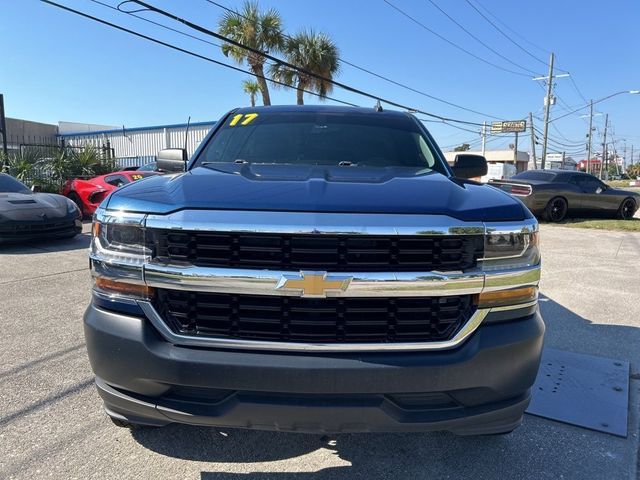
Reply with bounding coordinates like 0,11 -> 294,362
596,186 -> 603,194
31,184 -> 42,193
452,154 -> 488,179
157,148 -> 188,173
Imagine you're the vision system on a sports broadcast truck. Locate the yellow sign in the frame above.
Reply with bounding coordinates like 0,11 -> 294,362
491,120 -> 526,134
276,272 -> 352,297
229,113 -> 259,126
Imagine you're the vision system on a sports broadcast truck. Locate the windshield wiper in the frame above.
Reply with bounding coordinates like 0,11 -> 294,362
338,161 -> 358,167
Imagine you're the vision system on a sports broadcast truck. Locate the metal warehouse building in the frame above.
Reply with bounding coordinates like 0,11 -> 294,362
59,120 -> 216,168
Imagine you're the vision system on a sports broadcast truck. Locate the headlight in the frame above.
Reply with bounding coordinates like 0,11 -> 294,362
481,229 -> 539,271
91,211 -> 151,265
67,199 -> 79,214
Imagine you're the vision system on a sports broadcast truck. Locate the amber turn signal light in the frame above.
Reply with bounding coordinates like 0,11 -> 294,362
475,286 -> 537,308
94,278 -> 154,298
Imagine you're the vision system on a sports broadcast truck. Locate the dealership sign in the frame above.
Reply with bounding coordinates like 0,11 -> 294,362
491,120 -> 527,134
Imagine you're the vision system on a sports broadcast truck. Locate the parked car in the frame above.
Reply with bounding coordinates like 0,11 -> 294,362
85,105 -> 544,435
62,171 -> 158,216
136,161 -> 158,172
0,173 -> 82,244
490,169 -> 639,222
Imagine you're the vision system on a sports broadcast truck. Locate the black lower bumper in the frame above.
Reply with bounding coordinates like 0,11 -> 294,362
0,218 -> 82,244
84,304 -> 544,434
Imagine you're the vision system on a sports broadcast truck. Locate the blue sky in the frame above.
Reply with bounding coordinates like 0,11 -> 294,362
2,0 -> 640,158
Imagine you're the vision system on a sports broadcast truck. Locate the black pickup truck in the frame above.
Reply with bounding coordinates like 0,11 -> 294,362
85,106 -> 543,435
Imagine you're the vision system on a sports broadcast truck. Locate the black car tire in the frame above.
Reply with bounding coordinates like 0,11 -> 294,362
617,198 -> 637,220
544,197 -> 568,222
67,192 -> 85,217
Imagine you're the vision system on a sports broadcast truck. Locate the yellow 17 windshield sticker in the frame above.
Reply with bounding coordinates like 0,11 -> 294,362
229,113 -> 259,126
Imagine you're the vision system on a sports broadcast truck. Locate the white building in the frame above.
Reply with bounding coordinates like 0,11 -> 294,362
531,153 -> 578,171
59,120 -> 216,168
444,149 -> 530,171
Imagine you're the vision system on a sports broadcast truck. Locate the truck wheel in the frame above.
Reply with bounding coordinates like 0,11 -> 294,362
544,197 -> 567,222
617,198 -> 636,220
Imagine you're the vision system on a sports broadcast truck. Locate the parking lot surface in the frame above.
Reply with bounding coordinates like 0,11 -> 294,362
1,223 -> 639,480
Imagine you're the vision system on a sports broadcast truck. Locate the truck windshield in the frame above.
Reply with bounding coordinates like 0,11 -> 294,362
195,111 -> 444,172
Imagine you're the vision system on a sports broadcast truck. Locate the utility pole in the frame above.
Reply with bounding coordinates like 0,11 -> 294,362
481,121 -> 487,157
540,53 -> 555,170
600,113 -> 608,179
514,132 -> 519,164
586,99 -> 593,174
631,145 -> 634,166
529,112 -> 538,169
0,94 -> 8,157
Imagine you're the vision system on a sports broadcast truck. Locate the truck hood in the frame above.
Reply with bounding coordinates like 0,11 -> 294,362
105,164 -> 527,222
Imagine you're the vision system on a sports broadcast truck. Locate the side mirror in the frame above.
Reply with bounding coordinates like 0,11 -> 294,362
31,184 -> 42,193
452,154 -> 488,179
157,148 -> 188,173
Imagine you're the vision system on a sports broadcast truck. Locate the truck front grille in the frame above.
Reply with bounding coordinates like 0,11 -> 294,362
151,231 -> 483,272
155,290 -> 474,344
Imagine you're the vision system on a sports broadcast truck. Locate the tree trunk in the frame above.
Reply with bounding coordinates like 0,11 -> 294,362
250,94 -> 255,107
252,63 -> 271,106
296,78 -> 307,105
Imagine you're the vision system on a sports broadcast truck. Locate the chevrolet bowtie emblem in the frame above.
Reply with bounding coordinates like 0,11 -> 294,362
276,271 -> 352,297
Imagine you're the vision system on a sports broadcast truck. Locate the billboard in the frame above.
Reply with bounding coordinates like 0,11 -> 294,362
491,120 -> 526,134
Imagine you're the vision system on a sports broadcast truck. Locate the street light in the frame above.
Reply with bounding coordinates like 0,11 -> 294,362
549,90 -> 640,124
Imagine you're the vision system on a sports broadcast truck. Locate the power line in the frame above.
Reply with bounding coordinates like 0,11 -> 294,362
90,0 -> 224,48
202,0 -> 504,120
469,0 -> 551,56
424,0 -> 541,76
41,0 -> 359,107
48,0 -> 494,127
382,0 -> 533,77
464,0 -> 550,69
121,0 -> 489,126
466,0 -> 593,119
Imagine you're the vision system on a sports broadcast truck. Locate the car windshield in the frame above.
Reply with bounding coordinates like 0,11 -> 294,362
195,111 -> 444,172
512,171 -> 557,181
0,173 -> 31,193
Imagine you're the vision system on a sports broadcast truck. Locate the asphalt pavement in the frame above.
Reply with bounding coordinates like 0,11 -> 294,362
1,223 -> 639,480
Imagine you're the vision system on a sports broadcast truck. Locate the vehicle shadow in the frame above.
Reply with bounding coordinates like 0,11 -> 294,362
129,294 -> 639,479
0,228 -> 91,254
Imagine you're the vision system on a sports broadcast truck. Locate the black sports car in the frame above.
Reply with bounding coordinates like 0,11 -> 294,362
0,173 -> 83,243
490,169 -> 639,222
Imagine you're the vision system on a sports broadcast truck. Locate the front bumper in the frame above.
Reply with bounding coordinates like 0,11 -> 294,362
0,216 -> 82,244
84,303 -> 544,434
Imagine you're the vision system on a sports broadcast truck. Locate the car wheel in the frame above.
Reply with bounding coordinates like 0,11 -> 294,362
544,197 -> 568,222
67,192 -> 85,217
617,198 -> 637,220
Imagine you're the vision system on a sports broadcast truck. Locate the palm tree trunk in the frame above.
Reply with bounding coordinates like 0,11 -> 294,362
252,64 -> 271,106
250,94 -> 255,107
296,78 -> 307,105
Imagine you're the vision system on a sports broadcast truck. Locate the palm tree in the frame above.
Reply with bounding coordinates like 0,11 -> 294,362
242,79 -> 260,107
218,1 -> 284,106
270,30 -> 339,105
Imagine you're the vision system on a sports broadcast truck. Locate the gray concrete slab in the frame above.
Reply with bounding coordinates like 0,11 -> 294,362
1,224 -> 639,480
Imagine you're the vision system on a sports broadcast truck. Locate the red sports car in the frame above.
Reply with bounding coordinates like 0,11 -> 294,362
62,171 -> 158,216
